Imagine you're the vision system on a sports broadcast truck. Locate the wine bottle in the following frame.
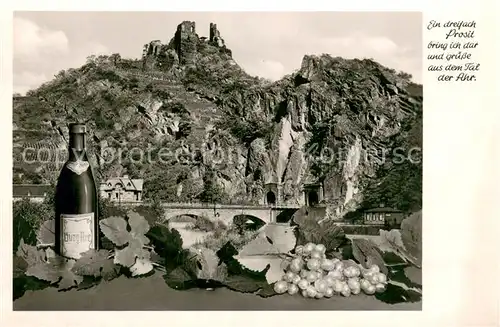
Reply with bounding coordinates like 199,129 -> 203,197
55,123 -> 99,259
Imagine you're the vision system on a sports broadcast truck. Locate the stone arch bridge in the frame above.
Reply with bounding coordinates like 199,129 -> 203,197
159,202 -> 301,225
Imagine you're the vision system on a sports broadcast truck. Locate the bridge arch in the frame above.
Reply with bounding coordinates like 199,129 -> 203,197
233,214 -> 266,231
168,214 -> 199,223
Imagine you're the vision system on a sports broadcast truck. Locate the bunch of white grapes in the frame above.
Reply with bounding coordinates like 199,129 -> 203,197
273,243 -> 388,299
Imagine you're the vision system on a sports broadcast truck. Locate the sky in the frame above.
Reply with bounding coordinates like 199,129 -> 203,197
13,11 -> 422,95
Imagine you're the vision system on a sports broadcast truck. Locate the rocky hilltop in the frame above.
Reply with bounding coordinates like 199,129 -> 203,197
13,21 -> 423,218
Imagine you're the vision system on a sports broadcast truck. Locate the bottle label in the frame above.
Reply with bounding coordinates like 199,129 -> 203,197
60,212 -> 95,259
67,159 -> 90,175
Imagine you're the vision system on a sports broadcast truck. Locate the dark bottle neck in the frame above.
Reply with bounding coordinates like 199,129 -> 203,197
68,133 -> 88,161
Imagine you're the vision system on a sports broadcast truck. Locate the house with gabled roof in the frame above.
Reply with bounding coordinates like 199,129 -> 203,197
363,204 -> 405,227
99,175 -> 144,203
13,184 -> 52,203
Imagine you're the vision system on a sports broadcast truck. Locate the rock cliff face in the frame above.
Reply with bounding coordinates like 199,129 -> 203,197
12,21 -> 422,218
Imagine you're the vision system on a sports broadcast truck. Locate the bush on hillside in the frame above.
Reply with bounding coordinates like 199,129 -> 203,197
188,214 -> 228,233
13,199 -> 54,252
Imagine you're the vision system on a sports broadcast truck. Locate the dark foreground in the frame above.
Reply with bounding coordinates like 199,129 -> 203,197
14,272 -> 421,311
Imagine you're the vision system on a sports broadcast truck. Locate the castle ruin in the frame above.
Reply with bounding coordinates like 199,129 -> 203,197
141,21 -> 231,70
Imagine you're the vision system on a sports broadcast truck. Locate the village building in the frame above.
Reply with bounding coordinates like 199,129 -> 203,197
363,205 -> 405,227
99,175 -> 144,203
13,184 -> 52,203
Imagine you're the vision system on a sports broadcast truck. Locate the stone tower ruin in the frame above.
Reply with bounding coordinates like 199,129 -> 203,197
174,21 -> 198,65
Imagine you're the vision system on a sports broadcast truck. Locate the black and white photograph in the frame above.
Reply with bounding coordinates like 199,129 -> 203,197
12,11 -> 423,311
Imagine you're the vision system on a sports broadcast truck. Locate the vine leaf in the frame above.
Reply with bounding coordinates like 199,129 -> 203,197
234,255 -> 284,284
351,238 -> 388,275
99,212 -> 153,274
114,239 -> 150,268
45,248 -> 57,261
189,247 -> 227,282
223,274 -> 266,293
400,211 -> 422,267
375,283 -> 422,304
36,219 -> 55,245
25,256 -> 83,290
57,259 -> 84,291
128,211 -> 150,245
16,238 -> 45,266
256,283 -> 278,298
404,266 -> 422,286
163,267 -> 196,290
238,224 -> 296,255
147,224 -> 183,271
130,258 -> 154,277
13,256 -> 28,278
26,261 -> 60,283
72,249 -> 118,280
99,216 -> 130,246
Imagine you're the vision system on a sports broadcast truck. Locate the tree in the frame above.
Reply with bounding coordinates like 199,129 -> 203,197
198,168 -> 227,204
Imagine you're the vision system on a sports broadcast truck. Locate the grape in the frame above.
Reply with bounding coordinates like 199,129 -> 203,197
295,245 -> 304,256
301,290 -> 309,298
274,280 -> 288,294
310,250 -> 323,260
376,272 -> 387,284
314,279 -> 328,294
351,266 -> 361,277
307,258 -> 321,271
288,283 -> 299,295
303,243 -> 315,255
315,244 -> 326,253
364,284 -> 376,295
291,274 -> 301,285
375,283 -> 386,293
284,271 -> 296,283
289,262 -> 302,273
298,279 -> 309,290
324,275 -> 335,287
350,286 -> 361,295
328,269 -> 343,280
306,270 -> 319,283
324,287 -> 334,298
369,264 -> 380,273
289,259 -> 303,273
343,266 -> 355,278
347,277 -> 360,291
331,258 -> 340,264
320,258 -> 335,271
306,286 -> 317,298
280,259 -> 291,271
341,284 -> 351,297
363,271 -> 374,281
369,274 -> 380,285
333,279 -> 344,293
299,270 -> 309,278
334,261 -> 344,271
360,278 -> 371,291
316,269 -> 327,278
315,292 -> 324,299
291,257 -> 304,267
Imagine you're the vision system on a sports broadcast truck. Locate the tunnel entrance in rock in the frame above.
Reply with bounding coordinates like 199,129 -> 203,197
307,191 -> 319,206
266,191 -> 276,206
